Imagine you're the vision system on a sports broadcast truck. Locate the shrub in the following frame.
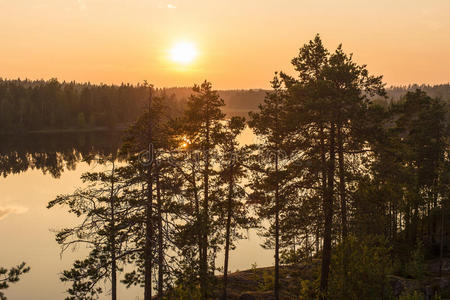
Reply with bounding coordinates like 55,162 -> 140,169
404,243 -> 425,279
299,279 -> 319,300
398,291 -> 424,300
327,235 -> 393,300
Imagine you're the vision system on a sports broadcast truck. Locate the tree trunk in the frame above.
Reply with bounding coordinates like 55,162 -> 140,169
318,122 -> 327,260
439,202 -> 445,277
110,162 -> 117,300
156,170 -> 164,299
200,109 -> 211,300
222,146 -> 235,300
274,151 -> 280,300
316,220 -> 321,257
144,176 -> 153,300
393,201 -> 397,242
144,88 -> 154,300
412,202 -> 419,246
189,154 -> 203,290
337,124 -> 348,296
337,125 -> 347,240
320,121 -> 335,300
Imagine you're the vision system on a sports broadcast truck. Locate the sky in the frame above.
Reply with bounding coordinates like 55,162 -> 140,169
0,0 -> 449,89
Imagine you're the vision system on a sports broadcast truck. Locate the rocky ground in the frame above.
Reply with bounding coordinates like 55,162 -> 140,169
389,259 -> 450,300
216,263 -> 316,300
215,258 -> 450,299
154,258 -> 450,299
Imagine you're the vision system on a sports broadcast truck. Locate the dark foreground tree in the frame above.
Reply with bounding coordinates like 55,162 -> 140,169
0,263 -> 30,300
177,81 -> 225,299
48,158 -> 135,300
248,75 -> 291,300
120,88 -> 173,300
217,116 -> 256,300
281,34 -> 385,298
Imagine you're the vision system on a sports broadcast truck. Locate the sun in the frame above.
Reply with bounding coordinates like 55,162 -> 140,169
169,41 -> 198,65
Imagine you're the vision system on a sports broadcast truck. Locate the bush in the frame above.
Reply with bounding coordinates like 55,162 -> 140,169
398,291 -> 424,300
404,243 -> 425,279
299,279 -> 319,300
327,235 -> 393,300
164,284 -> 201,300
258,269 -> 274,291
281,248 -> 303,264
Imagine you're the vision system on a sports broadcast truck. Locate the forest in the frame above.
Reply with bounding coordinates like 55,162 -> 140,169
1,35 -> 449,300
0,78 -> 265,133
1,78 -> 449,134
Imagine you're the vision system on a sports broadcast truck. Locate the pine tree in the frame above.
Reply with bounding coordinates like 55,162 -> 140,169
282,34 -> 385,298
0,263 -> 30,300
177,81 -> 225,299
120,88 -> 173,300
248,74 -> 290,300
217,116 -> 256,299
48,157 -> 133,300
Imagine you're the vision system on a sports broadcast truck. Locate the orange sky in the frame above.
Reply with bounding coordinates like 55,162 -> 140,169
0,0 -> 449,89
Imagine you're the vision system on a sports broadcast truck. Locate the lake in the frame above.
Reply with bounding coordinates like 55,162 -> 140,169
0,130 -> 272,300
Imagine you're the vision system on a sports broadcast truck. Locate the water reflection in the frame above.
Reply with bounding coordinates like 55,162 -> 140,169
0,132 -> 123,178
0,127 -> 272,300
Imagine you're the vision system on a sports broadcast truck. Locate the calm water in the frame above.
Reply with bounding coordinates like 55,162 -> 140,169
0,130 -> 272,300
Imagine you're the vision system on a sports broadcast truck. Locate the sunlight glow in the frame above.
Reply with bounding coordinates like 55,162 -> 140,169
170,41 -> 198,65
180,136 -> 191,148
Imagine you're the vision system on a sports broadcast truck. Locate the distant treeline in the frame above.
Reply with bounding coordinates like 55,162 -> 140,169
0,79 -> 184,134
388,83 -> 450,101
162,84 -> 450,111
1,78 -> 449,133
